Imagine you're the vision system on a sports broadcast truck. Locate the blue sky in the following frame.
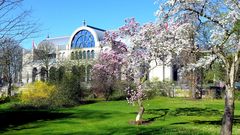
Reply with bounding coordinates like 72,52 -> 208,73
21,0 -> 159,49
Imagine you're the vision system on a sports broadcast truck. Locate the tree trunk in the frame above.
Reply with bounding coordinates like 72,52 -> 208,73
135,96 -> 145,124
220,85 -> 235,135
46,70 -> 49,82
136,105 -> 145,124
7,80 -> 12,97
7,65 -> 12,97
221,58 -> 236,135
191,70 -> 196,99
163,60 -> 165,81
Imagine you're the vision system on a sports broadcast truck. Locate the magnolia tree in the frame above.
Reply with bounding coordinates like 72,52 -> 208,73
93,18 -> 193,123
92,32 -> 127,100
155,0 -> 240,134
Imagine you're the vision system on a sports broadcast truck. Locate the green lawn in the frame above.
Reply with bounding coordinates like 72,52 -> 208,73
0,97 -> 240,135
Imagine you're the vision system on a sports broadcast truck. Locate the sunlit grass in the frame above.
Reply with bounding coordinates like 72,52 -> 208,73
0,97 -> 240,135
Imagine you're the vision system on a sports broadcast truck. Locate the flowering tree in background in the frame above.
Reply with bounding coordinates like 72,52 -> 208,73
155,0 -> 240,134
93,18 -> 193,123
92,31 -> 127,101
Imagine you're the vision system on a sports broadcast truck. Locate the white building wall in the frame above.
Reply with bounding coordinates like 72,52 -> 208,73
149,61 -> 173,81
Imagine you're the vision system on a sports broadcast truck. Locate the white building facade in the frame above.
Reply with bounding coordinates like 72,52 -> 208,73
21,24 -> 177,84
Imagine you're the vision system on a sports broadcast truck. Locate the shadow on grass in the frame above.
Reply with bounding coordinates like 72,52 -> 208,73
78,100 -> 98,105
145,107 -> 222,118
144,107 -> 240,126
144,107 -> 222,123
171,115 -> 240,126
145,109 -> 169,122
0,107 -> 116,133
0,110 -> 73,132
171,107 -> 222,116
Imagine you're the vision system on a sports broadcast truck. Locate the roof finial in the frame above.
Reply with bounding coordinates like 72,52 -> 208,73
83,20 -> 86,26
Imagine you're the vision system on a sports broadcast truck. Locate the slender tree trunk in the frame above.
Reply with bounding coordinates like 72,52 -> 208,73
136,99 -> 145,124
199,68 -> 203,99
191,70 -> 196,99
221,85 -> 234,135
163,60 -> 165,81
7,65 -> 12,97
46,65 -> 49,81
135,81 -> 145,124
46,70 -> 49,81
221,61 -> 236,135
7,79 -> 12,97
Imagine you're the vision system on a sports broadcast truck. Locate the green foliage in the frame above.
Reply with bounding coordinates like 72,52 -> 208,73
108,80 -> 131,100
47,65 -> 89,104
203,62 -> 225,83
57,72 -> 87,103
232,19 -> 240,35
235,90 -> 240,100
174,89 -> 189,97
92,76 -> 135,101
146,78 -> 175,97
49,67 -> 57,82
0,96 -> 10,104
56,66 -> 65,82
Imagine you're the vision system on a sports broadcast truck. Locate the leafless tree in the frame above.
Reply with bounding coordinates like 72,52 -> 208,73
33,40 -> 56,81
0,0 -> 38,42
0,0 -> 38,96
0,38 -> 22,96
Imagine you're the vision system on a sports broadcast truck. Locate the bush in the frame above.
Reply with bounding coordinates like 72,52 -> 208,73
144,89 -> 158,99
0,96 -> 10,104
56,72 -> 87,103
108,80 -> 130,101
18,81 -> 62,108
174,89 -> 189,97
91,76 -> 114,101
146,78 -> 174,97
91,78 -> 135,101
235,90 -> 240,100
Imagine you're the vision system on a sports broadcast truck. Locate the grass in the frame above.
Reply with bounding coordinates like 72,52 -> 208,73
0,97 -> 240,135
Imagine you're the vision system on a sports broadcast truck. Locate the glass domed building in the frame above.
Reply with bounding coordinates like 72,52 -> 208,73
21,24 -> 106,83
21,23 -> 177,84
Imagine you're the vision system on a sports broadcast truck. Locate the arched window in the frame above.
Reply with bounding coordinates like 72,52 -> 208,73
172,65 -> 178,81
58,53 -> 61,59
40,67 -> 47,82
83,51 -> 86,59
57,66 -> 65,81
79,51 -> 82,59
71,52 -> 74,60
87,50 -> 90,59
71,30 -> 95,49
49,67 -> 57,82
75,51 -> 79,59
91,50 -> 95,59
71,66 -> 79,75
32,68 -> 37,82
27,72 -> 29,83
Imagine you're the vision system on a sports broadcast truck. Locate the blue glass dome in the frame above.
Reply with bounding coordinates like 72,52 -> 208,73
71,30 -> 95,49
